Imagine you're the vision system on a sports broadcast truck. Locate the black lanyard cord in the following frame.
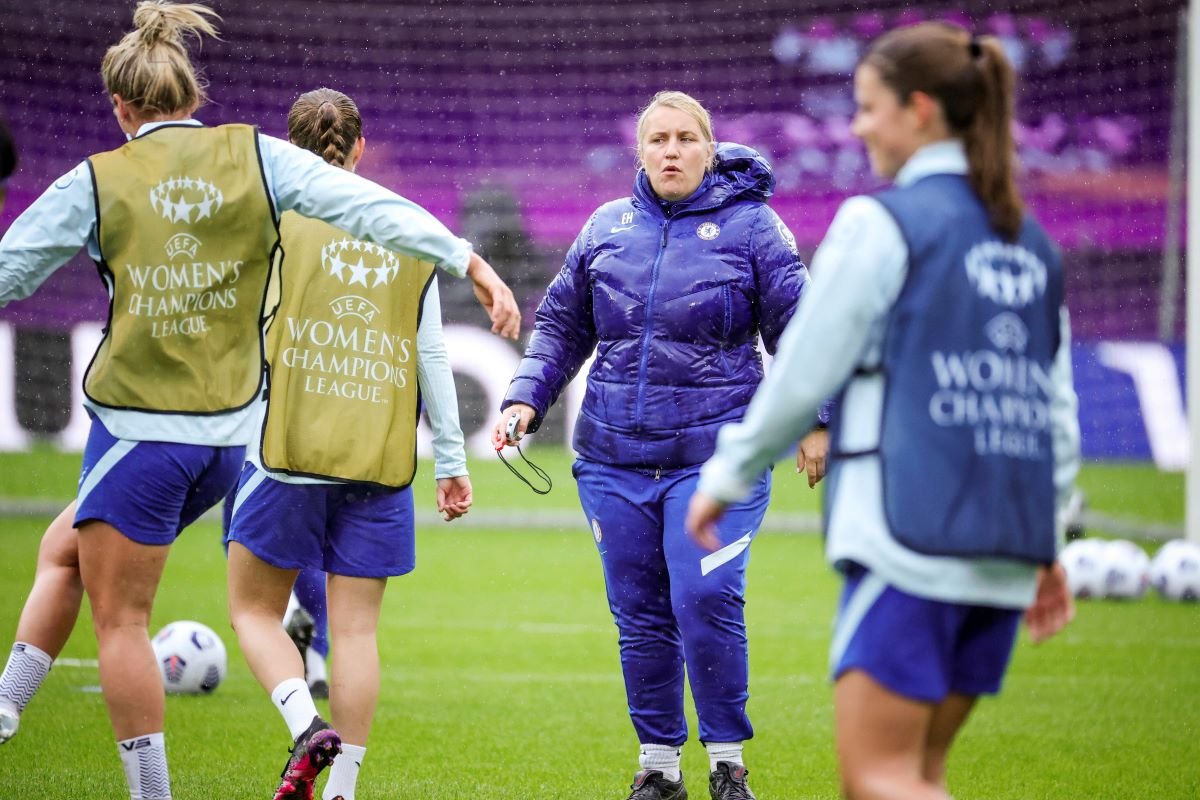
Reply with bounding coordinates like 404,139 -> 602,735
496,443 -> 553,495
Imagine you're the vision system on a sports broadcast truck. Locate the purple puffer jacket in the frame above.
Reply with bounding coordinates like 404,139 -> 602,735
503,143 -> 809,469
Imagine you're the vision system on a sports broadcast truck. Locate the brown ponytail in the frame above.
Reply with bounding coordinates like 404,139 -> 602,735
965,36 -> 1023,240
862,22 -> 1024,240
287,88 -> 362,169
101,1 -> 221,117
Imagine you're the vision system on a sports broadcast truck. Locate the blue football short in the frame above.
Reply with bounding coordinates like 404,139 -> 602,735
74,417 -> 245,546
225,463 -> 415,577
829,564 -> 1022,702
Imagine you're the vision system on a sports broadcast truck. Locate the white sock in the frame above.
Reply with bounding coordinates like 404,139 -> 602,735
322,742 -> 366,800
0,642 -> 53,712
271,678 -> 319,741
639,743 -> 682,782
305,647 -> 328,684
117,732 -> 171,800
706,741 -> 744,771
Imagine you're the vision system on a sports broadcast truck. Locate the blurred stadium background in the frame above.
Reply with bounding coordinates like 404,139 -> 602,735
0,0 -> 1189,487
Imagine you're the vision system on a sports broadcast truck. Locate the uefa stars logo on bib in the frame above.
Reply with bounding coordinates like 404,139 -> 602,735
149,176 -> 224,224
984,311 -> 1030,354
322,238 -> 403,289
329,295 -> 381,325
164,233 -> 203,261
696,222 -> 721,241
964,241 -> 1047,309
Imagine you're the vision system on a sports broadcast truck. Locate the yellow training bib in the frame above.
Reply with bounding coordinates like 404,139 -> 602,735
85,124 -> 277,414
260,212 -> 434,487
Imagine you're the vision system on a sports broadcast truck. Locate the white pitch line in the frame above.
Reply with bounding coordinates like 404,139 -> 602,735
0,498 -> 1185,541
54,657 -> 99,668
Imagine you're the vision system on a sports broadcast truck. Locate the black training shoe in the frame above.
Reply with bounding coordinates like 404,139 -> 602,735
285,608 -> 327,698
273,716 -> 342,800
284,607 -> 315,664
627,769 -> 688,800
709,762 -> 755,800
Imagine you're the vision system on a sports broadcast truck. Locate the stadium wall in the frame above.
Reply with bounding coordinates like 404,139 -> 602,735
0,323 -> 1187,470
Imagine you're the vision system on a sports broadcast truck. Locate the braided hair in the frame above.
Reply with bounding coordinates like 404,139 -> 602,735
287,88 -> 362,168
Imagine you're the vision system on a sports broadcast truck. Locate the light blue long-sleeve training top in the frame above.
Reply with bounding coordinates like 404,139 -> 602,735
0,119 -> 472,449
698,140 -> 1082,609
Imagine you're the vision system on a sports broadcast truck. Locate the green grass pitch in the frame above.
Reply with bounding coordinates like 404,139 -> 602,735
0,449 -> 1196,798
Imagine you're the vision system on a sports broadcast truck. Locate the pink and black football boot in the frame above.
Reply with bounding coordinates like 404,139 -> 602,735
273,716 -> 342,800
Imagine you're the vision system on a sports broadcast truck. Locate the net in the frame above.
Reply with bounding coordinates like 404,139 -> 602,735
0,0 -> 1186,446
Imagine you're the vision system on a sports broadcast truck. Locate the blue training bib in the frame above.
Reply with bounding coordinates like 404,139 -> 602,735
871,174 -> 1063,564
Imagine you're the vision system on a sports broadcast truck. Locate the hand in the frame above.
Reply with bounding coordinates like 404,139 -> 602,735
467,252 -> 522,340
492,404 -> 536,450
436,476 -> 473,522
1023,561 -> 1074,644
685,492 -> 727,552
796,428 -> 829,488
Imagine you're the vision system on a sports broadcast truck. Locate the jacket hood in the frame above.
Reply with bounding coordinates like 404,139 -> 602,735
634,141 -> 775,213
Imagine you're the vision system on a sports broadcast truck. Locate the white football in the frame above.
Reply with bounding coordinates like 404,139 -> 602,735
1149,540 -> 1200,602
1060,539 -> 1108,599
1100,540 -> 1150,600
151,620 -> 228,694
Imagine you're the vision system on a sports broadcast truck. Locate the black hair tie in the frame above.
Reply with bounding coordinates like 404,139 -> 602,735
968,38 -> 983,59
